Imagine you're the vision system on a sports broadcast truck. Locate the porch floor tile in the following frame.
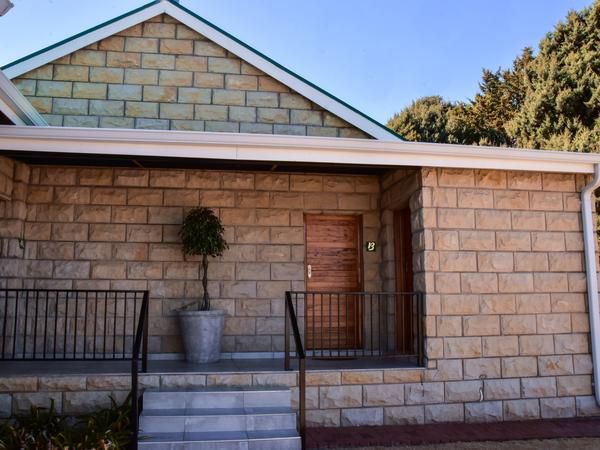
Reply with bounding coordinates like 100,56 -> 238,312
0,357 -> 417,376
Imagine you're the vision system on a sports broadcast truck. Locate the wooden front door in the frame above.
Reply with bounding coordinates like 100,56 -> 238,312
394,208 -> 414,354
304,214 -> 363,350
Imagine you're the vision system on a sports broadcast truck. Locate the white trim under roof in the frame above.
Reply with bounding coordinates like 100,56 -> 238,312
0,125 -> 598,174
0,71 -> 47,126
1,0 -> 399,140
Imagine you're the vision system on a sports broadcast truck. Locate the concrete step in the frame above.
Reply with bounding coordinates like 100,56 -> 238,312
139,407 -> 297,433
138,429 -> 301,450
143,389 -> 292,410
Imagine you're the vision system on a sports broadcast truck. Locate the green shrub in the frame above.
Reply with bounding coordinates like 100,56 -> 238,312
0,395 -> 132,450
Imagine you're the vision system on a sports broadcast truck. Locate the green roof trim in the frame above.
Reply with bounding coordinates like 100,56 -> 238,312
2,0 -> 404,140
1,0 -> 161,71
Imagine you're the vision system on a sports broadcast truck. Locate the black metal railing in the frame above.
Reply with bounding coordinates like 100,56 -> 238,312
0,289 -> 149,361
0,289 -> 149,449
284,291 -> 423,449
131,292 -> 149,450
284,292 -> 306,450
284,291 -> 424,364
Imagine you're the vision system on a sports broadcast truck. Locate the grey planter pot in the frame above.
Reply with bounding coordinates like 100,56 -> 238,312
178,309 -> 224,363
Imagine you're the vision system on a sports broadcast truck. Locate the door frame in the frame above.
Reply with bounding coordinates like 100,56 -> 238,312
303,213 -> 364,350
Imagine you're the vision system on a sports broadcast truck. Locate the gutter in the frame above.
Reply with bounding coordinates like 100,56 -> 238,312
1,126 -> 600,174
581,163 -> 600,405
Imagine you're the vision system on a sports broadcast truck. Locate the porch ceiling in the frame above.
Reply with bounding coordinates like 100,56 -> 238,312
0,150 -> 391,175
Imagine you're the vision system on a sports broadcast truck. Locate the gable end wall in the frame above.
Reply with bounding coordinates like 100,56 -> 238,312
11,14 -> 371,138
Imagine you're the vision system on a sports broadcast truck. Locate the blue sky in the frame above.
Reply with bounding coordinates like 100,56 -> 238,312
0,0 -> 593,123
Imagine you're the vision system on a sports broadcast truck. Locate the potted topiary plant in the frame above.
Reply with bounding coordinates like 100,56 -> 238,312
178,207 -> 228,363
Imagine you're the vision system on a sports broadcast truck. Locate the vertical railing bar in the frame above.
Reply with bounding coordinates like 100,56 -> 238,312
418,293 -> 424,367
113,291 -> 118,359
284,292 -> 290,370
93,292 -> 98,359
43,292 -> 49,359
363,295 -> 372,356
299,357 -> 306,450
33,291 -> 39,360
311,293 -> 315,357
142,291 -> 149,372
132,293 -> 138,359
328,293 -> 332,358
33,291 -> 40,359
122,291 -> 127,359
337,291 -> 341,357
12,290 -> 19,359
1,290 -> 7,358
103,291 -> 108,359
319,293 -> 323,358
83,291 -> 88,360
386,294 -> 390,357
131,347 -> 139,450
377,293 -> 381,357
63,291 -> 69,359
22,290 -> 30,359
401,292 -> 406,354
53,291 -> 58,359
381,293 -> 384,357
73,292 -> 79,359
296,292 -> 299,359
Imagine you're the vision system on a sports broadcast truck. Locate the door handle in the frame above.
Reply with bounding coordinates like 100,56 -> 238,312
307,264 -> 312,279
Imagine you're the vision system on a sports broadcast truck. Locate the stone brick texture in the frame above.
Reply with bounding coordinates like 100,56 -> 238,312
13,14 -> 369,139
1,367 -> 599,424
399,167 -> 596,425
1,159 -> 598,425
0,160 -> 381,354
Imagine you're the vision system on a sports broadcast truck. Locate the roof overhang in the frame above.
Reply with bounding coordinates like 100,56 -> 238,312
0,70 -> 47,126
1,0 -> 399,140
0,125 -> 598,174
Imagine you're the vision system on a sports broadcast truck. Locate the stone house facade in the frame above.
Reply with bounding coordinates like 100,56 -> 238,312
1,0 -> 600,428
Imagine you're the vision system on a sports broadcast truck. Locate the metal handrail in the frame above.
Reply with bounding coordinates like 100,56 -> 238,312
284,290 -> 424,450
285,291 -> 424,362
284,291 -> 306,450
0,289 -> 148,361
0,289 -> 149,449
131,291 -> 149,450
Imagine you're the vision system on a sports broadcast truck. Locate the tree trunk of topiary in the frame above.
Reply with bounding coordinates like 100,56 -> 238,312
201,253 -> 209,311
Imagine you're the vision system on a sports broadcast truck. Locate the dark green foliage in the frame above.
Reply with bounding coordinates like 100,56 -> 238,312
388,1 -> 600,152
387,96 -> 454,143
509,3 -> 600,151
179,207 -> 228,311
0,395 -> 132,450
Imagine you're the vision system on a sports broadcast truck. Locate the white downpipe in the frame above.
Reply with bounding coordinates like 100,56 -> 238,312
581,163 -> 600,405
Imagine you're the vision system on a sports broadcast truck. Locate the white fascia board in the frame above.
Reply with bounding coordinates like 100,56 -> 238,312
0,126 -> 598,174
2,3 -> 166,79
162,3 -> 395,141
0,71 -> 47,126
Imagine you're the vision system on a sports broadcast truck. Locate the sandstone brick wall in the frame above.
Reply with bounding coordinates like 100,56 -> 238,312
1,160 -> 599,425
413,167 -> 596,422
2,364 -> 599,424
12,14 -> 369,138
0,161 -> 381,354
0,156 -> 29,275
